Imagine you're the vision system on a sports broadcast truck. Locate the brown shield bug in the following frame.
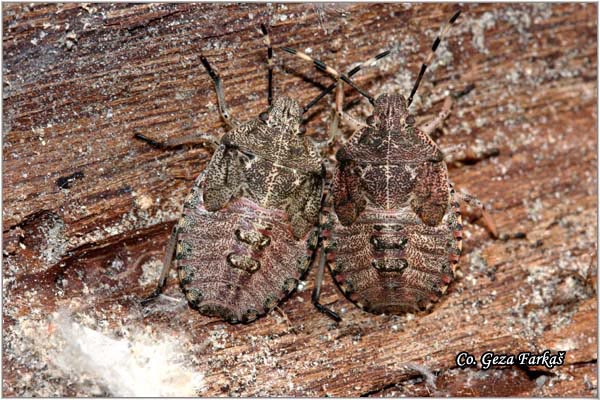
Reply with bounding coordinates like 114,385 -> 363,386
283,10 -> 499,317
136,25 -> 388,323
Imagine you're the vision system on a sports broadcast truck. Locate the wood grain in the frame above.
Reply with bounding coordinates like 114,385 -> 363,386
3,3 -> 597,396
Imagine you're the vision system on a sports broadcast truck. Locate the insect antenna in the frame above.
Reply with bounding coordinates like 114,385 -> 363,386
407,9 -> 461,106
301,50 -> 390,113
281,47 -> 387,110
260,23 -> 274,106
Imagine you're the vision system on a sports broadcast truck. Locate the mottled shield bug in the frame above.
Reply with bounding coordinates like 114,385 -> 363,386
136,25 -> 389,323
283,10 -> 499,317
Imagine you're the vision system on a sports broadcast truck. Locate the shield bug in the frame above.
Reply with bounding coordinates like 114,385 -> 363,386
283,10 -> 499,316
136,25 -> 388,323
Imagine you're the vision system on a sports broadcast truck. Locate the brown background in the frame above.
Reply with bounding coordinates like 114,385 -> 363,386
3,3 -> 597,396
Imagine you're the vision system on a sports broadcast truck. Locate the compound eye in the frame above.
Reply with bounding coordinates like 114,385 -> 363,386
405,115 -> 415,125
259,111 -> 269,122
298,125 -> 307,135
366,115 -> 376,126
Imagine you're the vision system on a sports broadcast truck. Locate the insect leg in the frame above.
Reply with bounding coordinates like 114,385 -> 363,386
260,23 -> 274,106
312,246 -> 341,322
311,247 -> 342,323
200,55 -> 240,128
134,132 -> 219,151
452,187 -> 498,238
419,86 -> 498,164
333,79 -> 371,130
443,143 -> 500,165
420,96 -> 453,136
311,187 -> 341,322
407,9 -> 461,106
141,226 -> 179,305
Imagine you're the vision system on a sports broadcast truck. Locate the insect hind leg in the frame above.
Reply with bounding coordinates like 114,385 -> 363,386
312,245 -> 342,322
140,226 -> 179,306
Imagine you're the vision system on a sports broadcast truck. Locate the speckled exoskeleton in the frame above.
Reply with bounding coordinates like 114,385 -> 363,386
284,10 -> 499,316
136,25 -> 357,323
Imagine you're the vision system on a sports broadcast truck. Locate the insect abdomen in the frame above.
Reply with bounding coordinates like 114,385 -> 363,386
325,198 -> 462,315
176,173 -> 317,323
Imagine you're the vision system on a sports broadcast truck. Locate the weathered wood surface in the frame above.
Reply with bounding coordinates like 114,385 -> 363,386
2,3 -> 597,397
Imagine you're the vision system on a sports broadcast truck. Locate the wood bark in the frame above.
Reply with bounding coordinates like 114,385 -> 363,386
3,3 -> 597,396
